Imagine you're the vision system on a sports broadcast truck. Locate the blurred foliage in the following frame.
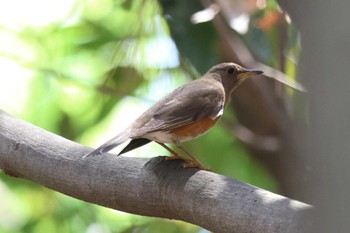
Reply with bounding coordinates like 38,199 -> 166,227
0,0 -> 299,232
159,0 -> 219,73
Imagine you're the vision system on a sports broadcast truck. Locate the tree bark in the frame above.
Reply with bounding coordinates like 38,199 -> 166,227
0,110 -> 312,233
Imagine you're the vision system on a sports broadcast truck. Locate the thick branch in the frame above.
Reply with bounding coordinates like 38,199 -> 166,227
0,111 -> 312,233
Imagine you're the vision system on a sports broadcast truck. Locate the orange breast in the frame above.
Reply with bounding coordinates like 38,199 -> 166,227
170,117 -> 220,142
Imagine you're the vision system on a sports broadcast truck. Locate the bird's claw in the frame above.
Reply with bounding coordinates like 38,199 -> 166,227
181,160 -> 211,171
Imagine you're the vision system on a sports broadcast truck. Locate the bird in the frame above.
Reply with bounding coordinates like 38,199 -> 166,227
83,63 -> 263,169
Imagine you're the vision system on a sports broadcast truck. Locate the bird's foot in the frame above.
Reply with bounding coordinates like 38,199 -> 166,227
159,142 -> 210,170
165,153 -> 184,160
181,160 -> 211,171
165,155 -> 209,170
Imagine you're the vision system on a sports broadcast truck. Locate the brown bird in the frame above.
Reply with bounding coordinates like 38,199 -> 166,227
84,63 -> 263,168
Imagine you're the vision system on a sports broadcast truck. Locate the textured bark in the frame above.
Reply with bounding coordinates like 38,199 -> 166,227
0,110 -> 312,233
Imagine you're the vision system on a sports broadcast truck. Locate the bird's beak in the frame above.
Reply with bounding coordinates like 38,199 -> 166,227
238,69 -> 263,79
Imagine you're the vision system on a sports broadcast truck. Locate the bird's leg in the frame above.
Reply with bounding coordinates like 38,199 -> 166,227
156,142 -> 187,160
175,145 -> 208,170
157,142 -> 208,170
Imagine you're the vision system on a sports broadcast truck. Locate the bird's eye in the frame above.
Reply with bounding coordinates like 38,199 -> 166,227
227,67 -> 236,74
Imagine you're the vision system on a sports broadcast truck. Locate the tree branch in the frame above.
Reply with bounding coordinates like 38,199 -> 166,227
0,110 -> 312,233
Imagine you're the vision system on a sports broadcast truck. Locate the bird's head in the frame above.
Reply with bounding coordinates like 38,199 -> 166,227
206,62 -> 263,92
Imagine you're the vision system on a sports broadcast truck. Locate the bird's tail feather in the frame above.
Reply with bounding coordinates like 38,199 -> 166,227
83,131 -> 130,158
118,138 -> 151,155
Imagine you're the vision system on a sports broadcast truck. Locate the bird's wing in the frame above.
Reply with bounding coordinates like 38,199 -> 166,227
140,81 -> 224,133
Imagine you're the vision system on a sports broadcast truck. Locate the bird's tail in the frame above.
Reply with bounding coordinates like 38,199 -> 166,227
83,130 -> 130,158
